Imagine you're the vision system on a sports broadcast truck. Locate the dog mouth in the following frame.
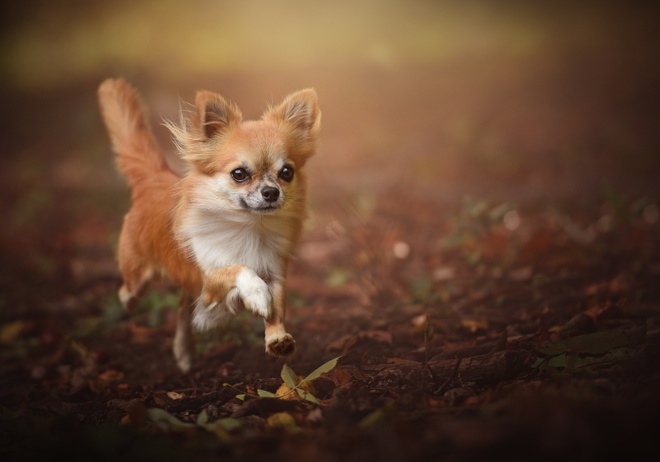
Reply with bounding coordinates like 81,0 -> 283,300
252,206 -> 278,214
239,199 -> 280,214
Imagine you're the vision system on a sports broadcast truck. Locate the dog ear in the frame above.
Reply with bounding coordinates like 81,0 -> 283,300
195,91 -> 242,140
267,89 -> 321,160
165,92 -> 243,172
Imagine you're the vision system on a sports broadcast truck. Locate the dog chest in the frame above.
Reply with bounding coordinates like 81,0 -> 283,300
181,210 -> 291,278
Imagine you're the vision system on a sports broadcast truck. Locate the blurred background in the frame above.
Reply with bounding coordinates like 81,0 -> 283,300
1,0 -> 659,313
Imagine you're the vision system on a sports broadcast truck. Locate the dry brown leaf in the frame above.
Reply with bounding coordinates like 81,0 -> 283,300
98,369 -> 125,383
460,318 -> 488,334
326,330 -> 393,353
329,366 -> 352,388
276,376 -> 316,401
128,321 -> 154,344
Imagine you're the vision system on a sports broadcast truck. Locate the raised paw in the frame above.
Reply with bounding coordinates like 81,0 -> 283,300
266,333 -> 296,357
236,269 -> 272,318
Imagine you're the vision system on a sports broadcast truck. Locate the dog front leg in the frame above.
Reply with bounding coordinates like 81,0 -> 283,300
203,265 -> 271,318
201,267 -> 294,356
264,280 -> 296,356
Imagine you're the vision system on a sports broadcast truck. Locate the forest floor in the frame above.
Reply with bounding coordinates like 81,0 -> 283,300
2,4 -> 660,460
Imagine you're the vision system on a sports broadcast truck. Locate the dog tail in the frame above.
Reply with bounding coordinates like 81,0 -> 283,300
98,78 -> 167,189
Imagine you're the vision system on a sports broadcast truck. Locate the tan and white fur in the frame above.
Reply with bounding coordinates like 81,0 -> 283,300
98,78 -> 320,372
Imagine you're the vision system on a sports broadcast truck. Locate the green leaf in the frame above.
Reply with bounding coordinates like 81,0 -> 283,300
325,268 -> 353,288
235,394 -> 246,401
257,389 -> 277,398
196,409 -> 209,425
359,407 -> 387,428
213,417 -> 242,432
533,346 -> 637,373
205,423 -> 230,441
302,356 -> 342,383
266,412 -> 301,432
533,354 -> 571,369
296,388 -> 321,404
202,417 -> 243,441
359,401 -> 397,428
145,408 -> 196,430
281,364 -> 299,389
0,320 -> 24,343
537,330 -> 629,356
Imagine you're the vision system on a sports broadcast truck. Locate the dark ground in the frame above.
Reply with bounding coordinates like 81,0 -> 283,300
1,2 -> 660,461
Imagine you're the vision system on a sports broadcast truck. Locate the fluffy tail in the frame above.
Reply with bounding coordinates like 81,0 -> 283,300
98,78 -> 166,189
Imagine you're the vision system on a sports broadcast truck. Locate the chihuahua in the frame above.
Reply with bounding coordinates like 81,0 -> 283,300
98,78 -> 320,372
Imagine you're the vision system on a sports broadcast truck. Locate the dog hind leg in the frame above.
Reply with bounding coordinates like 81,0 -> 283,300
173,290 -> 195,373
117,263 -> 153,311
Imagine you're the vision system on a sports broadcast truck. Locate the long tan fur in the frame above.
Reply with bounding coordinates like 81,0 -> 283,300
98,79 -> 166,190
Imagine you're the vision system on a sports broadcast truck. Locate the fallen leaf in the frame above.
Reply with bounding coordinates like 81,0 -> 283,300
266,412 -> 300,432
433,266 -> 456,281
280,364 -> 299,389
329,366 -> 352,388
196,409 -> 208,425
460,318 -> 488,334
306,407 -> 323,423
558,313 -> 596,337
276,377 -> 317,402
325,267 -> 354,288
257,389 -> 277,398
386,358 -> 419,366
0,321 -> 25,344
146,408 -> 195,430
128,321 -> 154,344
359,401 -> 396,428
204,417 -> 242,441
509,266 -> 533,281
326,331 -> 392,352
124,399 -> 146,427
275,383 -> 297,400
302,356 -> 342,382
537,330 -> 629,356
411,313 -> 428,328
98,369 -> 124,383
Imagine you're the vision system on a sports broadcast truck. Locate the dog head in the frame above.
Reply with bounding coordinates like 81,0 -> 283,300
167,89 -> 320,215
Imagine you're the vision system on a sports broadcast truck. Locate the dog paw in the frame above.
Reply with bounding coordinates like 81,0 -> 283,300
236,269 -> 272,318
118,285 -> 137,311
266,333 -> 296,357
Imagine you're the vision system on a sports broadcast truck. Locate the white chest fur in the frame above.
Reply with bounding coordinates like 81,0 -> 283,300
179,206 -> 293,279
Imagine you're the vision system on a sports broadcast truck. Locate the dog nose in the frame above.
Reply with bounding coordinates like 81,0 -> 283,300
261,186 -> 280,203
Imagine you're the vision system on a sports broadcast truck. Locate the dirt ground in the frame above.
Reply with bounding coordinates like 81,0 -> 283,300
1,2 -> 660,461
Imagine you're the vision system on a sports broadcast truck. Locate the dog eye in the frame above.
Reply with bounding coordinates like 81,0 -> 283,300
278,165 -> 294,182
230,168 -> 249,183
